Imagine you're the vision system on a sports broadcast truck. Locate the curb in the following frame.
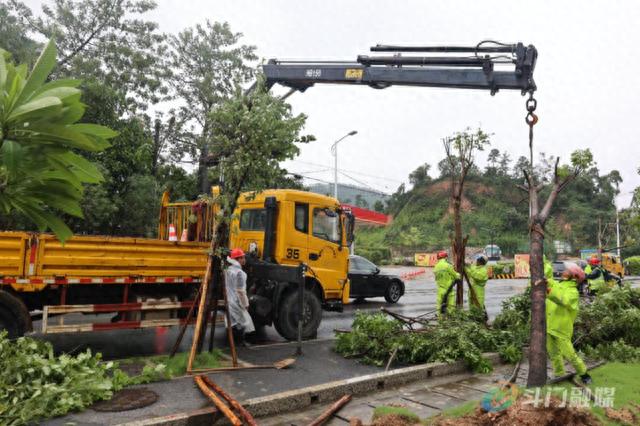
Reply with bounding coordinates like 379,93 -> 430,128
121,352 -> 503,426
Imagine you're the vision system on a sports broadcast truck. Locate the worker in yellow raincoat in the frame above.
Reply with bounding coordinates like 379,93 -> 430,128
465,254 -> 489,311
434,251 -> 460,316
544,263 -> 592,384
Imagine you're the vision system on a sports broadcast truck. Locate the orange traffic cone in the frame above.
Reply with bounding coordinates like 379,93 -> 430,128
180,229 -> 188,242
168,224 -> 178,241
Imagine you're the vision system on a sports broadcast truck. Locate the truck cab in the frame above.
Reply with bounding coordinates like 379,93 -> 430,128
160,188 -> 355,340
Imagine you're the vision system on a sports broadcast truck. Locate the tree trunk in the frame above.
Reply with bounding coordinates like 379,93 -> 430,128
198,142 -> 210,194
452,187 -> 464,306
152,119 -> 161,177
527,218 -> 548,386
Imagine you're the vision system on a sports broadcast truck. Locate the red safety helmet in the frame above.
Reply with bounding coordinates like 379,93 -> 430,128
588,257 -> 600,266
229,248 -> 246,259
437,250 -> 448,259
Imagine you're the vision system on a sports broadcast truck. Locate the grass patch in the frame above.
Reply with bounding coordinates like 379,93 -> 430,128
582,362 -> 640,425
117,350 -> 223,380
373,405 -> 421,422
423,399 -> 480,425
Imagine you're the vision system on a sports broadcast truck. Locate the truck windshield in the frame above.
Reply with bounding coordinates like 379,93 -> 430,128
313,208 -> 340,244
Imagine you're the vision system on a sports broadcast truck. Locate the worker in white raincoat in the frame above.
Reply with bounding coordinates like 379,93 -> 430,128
225,248 -> 255,345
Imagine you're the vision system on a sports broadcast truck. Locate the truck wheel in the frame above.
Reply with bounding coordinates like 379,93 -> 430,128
0,290 -> 31,338
384,281 -> 402,304
274,289 -> 322,341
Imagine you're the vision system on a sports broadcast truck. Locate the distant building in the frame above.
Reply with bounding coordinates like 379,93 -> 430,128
308,182 -> 389,209
342,204 -> 390,227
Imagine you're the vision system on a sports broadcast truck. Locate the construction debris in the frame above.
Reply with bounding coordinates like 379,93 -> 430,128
430,396 -> 600,426
308,394 -> 352,426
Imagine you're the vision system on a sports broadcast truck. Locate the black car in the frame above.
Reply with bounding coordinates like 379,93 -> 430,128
348,255 -> 405,303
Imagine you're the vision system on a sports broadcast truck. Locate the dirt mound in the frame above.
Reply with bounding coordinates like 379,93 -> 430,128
605,407 -> 637,425
431,396 -> 601,426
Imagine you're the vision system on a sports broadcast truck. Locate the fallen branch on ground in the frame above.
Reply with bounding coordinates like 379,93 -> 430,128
308,394 -> 352,426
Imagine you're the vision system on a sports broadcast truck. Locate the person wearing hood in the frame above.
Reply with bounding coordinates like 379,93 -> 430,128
434,250 -> 460,316
225,248 -> 255,346
544,263 -> 592,384
465,254 -> 489,312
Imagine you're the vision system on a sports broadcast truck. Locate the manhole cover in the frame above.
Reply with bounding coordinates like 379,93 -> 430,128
92,388 -> 158,412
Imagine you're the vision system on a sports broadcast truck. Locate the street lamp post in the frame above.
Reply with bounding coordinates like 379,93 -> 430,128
330,130 -> 358,200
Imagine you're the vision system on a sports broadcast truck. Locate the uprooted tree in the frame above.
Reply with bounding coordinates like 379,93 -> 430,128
519,146 -> 593,386
186,81 -> 314,364
442,128 -> 489,306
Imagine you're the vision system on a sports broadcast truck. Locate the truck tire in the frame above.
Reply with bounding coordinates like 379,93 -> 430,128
0,290 -> 31,338
384,281 -> 403,304
274,289 -> 322,341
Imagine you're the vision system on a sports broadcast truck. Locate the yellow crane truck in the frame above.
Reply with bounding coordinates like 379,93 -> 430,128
0,189 -> 354,340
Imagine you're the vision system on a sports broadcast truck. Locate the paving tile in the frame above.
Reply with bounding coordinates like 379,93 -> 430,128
399,389 -> 461,410
334,402 -> 375,424
367,395 -> 440,418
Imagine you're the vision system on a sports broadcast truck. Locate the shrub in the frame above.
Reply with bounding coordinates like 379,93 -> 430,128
624,256 -> 640,275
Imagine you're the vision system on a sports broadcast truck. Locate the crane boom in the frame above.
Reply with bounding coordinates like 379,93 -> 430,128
262,41 -> 537,96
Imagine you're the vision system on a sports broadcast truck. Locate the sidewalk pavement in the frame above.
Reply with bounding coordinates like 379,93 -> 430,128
46,339 -> 381,425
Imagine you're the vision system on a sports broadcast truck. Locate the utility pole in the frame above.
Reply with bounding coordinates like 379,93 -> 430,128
616,208 -> 621,257
331,131 -> 358,200
597,218 -> 602,260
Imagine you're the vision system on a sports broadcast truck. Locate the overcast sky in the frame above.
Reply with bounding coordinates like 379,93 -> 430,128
27,0 -> 640,206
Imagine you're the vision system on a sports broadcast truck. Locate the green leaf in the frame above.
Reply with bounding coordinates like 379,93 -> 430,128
1,140 -> 23,176
54,152 -> 103,183
16,39 -> 57,105
7,96 -> 63,124
32,191 -> 83,217
57,103 -> 86,124
25,205 -> 73,243
21,123 -> 105,152
41,160 -> 84,190
32,87 -> 82,104
30,79 -> 82,99
71,123 -> 119,139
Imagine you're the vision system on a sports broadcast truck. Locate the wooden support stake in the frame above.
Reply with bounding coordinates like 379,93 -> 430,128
200,376 -> 257,426
308,394 -> 352,426
187,254 -> 214,372
170,284 -> 202,357
194,375 -> 242,426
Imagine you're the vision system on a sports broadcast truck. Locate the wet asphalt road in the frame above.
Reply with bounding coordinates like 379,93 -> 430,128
35,266 -> 529,360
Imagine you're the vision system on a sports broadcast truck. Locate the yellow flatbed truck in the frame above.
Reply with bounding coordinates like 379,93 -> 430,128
0,189 -> 354,340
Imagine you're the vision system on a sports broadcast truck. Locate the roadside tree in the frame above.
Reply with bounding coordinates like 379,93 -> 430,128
443,128 -> 490,307
518,131 -> 593,385
168,20 -> 257,193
